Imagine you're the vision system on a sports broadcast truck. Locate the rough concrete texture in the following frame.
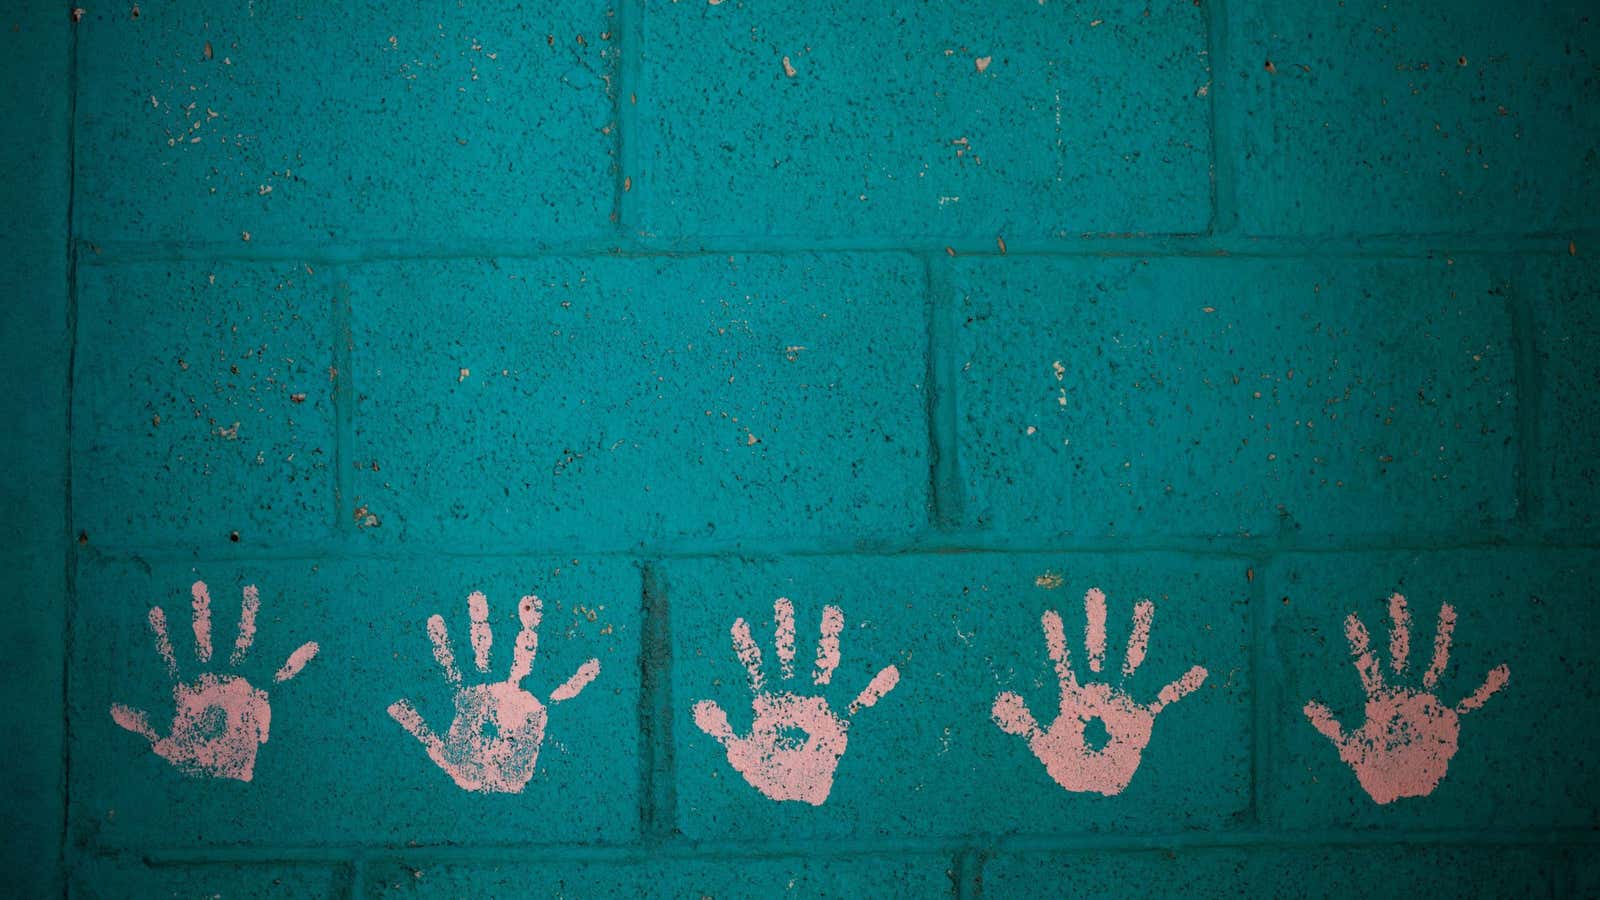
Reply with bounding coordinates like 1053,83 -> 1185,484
1228,0 -> 1600,236
951,256 -> 1519,539
635,1 -> 1212,241
75,1 -> 618,246
1,0 -> 1597,897
345,254 -> 928,548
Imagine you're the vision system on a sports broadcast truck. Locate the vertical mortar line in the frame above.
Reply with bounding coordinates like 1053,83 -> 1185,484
949,847 -> 972,900
1201,0 -> 1239,237
613,0 -> 643,239
923,254 -> 964,530
343,858 -> 364,900
638,561 -> 676,843
1248,551 -> 1271,830
331,270 -> 355,538
1504,256 -> 1541,535
61,12 -> 84,892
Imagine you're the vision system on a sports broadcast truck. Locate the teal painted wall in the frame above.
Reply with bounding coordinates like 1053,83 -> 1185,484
2,0 -> 1598,896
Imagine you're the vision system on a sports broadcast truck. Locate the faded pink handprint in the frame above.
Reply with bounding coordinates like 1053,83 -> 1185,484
388,592 -> 600,794
992,588 -> 1208,796
110,581 -> 320,782
693,598 -> 900,806
1303,594 -> 1510,805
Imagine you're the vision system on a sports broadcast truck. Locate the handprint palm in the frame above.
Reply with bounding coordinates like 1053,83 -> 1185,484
110,582 -> 320,782
693,598 -> 900,805
993,589 -> 1207,796
1303,594 -> 1510,804
388,592 -> 600,794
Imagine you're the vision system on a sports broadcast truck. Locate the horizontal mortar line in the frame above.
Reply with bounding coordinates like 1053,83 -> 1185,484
104,827 -> 1600,865
621,230 -> 1598,257
70,231 -> 1597,266
75,533 -> 1600,567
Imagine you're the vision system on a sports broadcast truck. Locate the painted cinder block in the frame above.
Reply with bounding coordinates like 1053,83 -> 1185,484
347,254 -> 928,549
1262,549 -> 1600,829
1528,255 -> 1600,535
0,248 -> 71,898
360,854 -> 953,898
71,858 -> 348,900
979,846 -> 1562,899
0,4 -> 70,243
0,251 -> 70,545
633,1 -> 1211,242
1573,847 -> 1600,897
0,20 -> 72,895
72,262 -> 338,549
73,1 -> 616,246
1229,0 -> 1600,236
69,555 -> 640,848
950,256 -> 1517,540
665,553 -> 1249,841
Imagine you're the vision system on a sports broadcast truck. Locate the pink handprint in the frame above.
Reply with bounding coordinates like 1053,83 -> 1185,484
388,592 -> 600,794
692,598 -> 900,806
992,588 -> 1208,796
109,581 -> 320,782
1303,594 -> 1510,804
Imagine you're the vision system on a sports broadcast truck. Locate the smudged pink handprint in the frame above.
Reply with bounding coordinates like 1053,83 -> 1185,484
693,598 -> 900,806
109,582 -> 320,782
1303,594 -> 1510,805
992,588 -> 1208,796
388,592 -> 600,794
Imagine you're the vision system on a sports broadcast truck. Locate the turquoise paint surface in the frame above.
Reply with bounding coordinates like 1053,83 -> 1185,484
1,0 -> 1598,897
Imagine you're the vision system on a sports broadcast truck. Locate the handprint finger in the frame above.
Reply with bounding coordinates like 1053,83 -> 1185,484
427,614 -> 462,685
109,703 -> 159,743
549,658 -> 600,703
1302,699 -> 1346,749
813,605 -> 844,686
191,581 -> 214,664
847,665 -> 900,715
773,597 -> 797,681
991,691 -> 1040,740
1040,609 -> 1079,695
1123,599 -> 1154,677
388,699 -> 448,761
1387,593 -> 1411,675
1084,588 -> 1108,673
730,617 -> 766,693
692,699 -> 736,745
1423,602 -> 1456,690
467,590 -> 493,674
1149,665 -> 1207,714
1455,663 -> 1510,715
147,606 -> 179,679
229,584 -> 260,666
507,595 -> 541,686
273,641 -> 320,684
1343,613 -> 1384,696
